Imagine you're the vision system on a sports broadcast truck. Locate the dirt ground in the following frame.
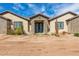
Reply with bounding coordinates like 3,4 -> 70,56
0,34 -> 79,56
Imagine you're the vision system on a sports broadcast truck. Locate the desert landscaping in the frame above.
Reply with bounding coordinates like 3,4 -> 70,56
0,34 -> 79,55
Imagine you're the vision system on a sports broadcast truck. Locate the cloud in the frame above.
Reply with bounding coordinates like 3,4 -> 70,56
12,3 -> 25,11
12,6 -> 19,10
41,6 -> 45,12
6,3 -> 79,17
56,3 -> 79,15
27,3 -> 34,8
11,3 -> 79,17
27,4 -> 65,17
0,6 -> 4,10
0,6 -> 5,12
27,3 -> 41,14
27,3 -> 47,14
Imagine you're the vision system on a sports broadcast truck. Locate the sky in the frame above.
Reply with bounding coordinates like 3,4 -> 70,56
0,3 -> 79,18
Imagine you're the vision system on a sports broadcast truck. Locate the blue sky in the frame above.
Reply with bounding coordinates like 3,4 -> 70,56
0,3 -> 79,18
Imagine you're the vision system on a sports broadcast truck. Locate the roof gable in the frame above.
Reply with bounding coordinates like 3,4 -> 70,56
66,16 -> 79,22
50,11 -> 78,21
0,16 -> 11,21
30,13 -> 49,19
0,11 -> 28,21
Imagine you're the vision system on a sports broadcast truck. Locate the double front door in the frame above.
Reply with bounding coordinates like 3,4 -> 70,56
35,22 -> 43,33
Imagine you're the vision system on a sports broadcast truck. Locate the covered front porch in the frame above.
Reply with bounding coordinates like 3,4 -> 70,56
30,14 -> 49,35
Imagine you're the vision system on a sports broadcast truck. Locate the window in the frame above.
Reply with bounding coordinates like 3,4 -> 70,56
14,22 -> 23,29
57,22 -> 64,29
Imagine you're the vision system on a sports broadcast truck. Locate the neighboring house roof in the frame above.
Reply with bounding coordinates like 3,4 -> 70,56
0,16 -> 11,21
30,13 -> 49,19
50,11 -> 78,21
66,16 -> 79,22
0,11 -> 29,21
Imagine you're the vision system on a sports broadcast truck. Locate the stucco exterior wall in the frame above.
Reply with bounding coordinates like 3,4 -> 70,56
1,13 -> 29,34
50,13 -> 76,34
30,16 -> 49,34
0,18 -> 8,34
67,17 -> 79,33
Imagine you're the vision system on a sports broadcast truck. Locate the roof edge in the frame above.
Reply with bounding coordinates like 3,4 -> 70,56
0,16 -> 11,21
0,10 -> 29,21
66,16 -> 79,22
50,11 -> 78,21
30,13 -> 49,19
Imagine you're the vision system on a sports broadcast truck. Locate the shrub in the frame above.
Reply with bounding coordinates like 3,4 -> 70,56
74,33 -> 79,37
7,29 -> 15,35
7,27 -> 23,35
51,33 -> 55,35
55,34 -> 60,37
51,33 -> 59,37
61,31 -> 68,35
14,27 -> 23,35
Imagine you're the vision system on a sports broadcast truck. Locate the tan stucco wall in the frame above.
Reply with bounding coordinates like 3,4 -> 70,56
0,18 -> 8,34
1,12 -> 77,35
1,13 -> 29,34
50,13 -> 76,34
30,16 -> 49,34
67,17 -> 79,33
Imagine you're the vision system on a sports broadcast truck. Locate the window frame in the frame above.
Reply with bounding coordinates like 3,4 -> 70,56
14,21 -> 23,30
57,22 -> 64,29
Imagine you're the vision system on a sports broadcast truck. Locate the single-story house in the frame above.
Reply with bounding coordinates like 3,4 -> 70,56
0,11 -> 29,34
0,11 -> 79,35
50,12 -> 78,34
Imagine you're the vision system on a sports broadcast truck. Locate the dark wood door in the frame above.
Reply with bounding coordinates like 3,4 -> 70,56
35,22 -> 43,33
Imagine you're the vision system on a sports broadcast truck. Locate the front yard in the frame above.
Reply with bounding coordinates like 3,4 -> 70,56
0,34 -> 79,55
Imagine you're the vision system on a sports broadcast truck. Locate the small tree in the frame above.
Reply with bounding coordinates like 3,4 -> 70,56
74,33 -> 79,37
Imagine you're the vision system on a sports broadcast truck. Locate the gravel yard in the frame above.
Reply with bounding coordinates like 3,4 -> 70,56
0,34 -> 79,55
